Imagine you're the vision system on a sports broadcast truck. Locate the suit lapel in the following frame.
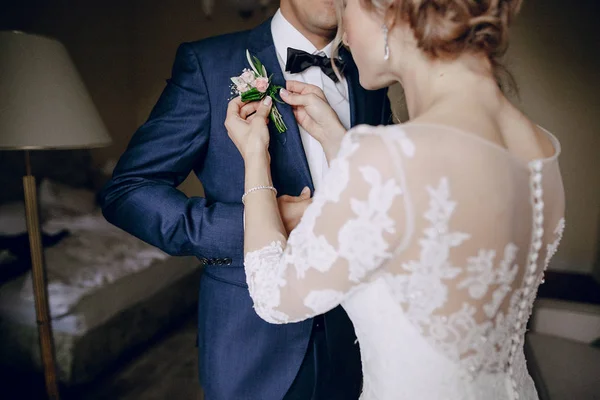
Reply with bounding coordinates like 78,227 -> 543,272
247,19 -> 314,192
341,47 -> 367,127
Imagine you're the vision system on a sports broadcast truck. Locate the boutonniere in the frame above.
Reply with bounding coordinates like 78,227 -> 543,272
230,50 -> 287,134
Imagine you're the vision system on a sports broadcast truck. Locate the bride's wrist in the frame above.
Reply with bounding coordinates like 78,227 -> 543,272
244,150 -> 272,187
244,148 -> 270,166
322,123 -> 345,162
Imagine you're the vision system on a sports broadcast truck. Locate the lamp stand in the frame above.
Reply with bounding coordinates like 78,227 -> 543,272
23,150 -> 61,400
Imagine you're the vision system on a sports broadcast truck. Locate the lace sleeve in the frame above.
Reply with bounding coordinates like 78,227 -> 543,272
244,129 -> 409,324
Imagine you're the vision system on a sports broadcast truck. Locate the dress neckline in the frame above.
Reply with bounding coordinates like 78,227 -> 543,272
395,122 -> 562,169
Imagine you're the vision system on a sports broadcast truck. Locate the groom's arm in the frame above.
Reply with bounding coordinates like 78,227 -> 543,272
99,43 -> 243,262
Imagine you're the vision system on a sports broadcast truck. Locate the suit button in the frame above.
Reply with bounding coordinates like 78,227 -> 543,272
199,257 -> 209,265
224,258 -> 232,265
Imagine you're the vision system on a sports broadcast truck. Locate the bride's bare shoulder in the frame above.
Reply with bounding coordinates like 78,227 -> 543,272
398,106 -> 559,164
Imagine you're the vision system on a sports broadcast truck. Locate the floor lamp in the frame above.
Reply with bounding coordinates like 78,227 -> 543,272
0,31 -> 112,399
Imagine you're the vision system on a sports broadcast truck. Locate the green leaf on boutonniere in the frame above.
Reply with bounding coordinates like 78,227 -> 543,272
270,106 -> 287,134
269,85 -> 285,104
240,87 -> 264,102
246,50 -> 259,75
252,56 -> 265,77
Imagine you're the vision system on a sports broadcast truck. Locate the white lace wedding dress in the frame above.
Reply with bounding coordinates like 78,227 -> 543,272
244,123 -> 565,400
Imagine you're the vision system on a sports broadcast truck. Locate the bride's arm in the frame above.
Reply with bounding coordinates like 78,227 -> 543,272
242,150 -> 287,254
224,95 -> 289,260
243,131 -> 408,324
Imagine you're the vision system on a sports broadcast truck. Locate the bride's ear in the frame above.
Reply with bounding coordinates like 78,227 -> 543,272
383,2 -> 399,30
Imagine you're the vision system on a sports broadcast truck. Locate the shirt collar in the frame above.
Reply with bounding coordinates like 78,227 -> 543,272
271,8 -> 334,64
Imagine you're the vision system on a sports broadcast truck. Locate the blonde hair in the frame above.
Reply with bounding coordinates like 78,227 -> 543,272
332,0 -> 523,92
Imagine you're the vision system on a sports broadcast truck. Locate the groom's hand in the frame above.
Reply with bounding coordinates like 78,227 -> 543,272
278,187 -> 312,234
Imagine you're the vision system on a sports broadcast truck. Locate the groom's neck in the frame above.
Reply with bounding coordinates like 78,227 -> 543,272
279,4 -> 336,50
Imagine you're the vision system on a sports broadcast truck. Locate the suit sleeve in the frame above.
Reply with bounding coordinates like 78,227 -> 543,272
99,43 -> 243,261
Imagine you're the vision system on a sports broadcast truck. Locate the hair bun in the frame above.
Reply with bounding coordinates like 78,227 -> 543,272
403,0 -> 522,59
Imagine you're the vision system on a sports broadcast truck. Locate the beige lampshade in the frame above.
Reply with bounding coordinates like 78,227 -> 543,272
0,31 -> 112,150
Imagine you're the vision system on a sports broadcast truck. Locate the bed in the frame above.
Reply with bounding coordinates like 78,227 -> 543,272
0,152 -> 201,386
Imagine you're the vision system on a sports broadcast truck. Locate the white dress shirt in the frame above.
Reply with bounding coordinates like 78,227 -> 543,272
271,9 -> 351,191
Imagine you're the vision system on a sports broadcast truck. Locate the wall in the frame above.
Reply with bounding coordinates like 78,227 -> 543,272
0,0 -> 137,167
507,0 -> 599,273
1,0 -> 598,274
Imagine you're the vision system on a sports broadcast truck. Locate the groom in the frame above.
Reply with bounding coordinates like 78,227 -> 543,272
100,1 -> 392,399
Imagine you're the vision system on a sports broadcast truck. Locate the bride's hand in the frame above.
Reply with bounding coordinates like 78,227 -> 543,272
225,96 -> 273,160
280,81 -> 345,161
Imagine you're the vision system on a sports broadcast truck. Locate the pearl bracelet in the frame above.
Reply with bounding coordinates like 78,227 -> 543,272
241,185 -> 277,205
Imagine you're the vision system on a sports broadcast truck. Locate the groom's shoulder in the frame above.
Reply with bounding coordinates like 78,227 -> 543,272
181,20 -> 267,63
185,29 -> 251,55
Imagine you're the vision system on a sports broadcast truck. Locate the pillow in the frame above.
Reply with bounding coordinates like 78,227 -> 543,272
0,248 -> 23,285
0,201 -> 27,236
0,149 -> 95,204
0,249 -> 17,265
0,230 -> 69,258
0,178 -> 97,236
0,231 -> 69,284
38,179 -> 97,220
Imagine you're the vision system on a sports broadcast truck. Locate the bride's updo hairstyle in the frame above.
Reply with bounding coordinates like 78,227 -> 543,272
335,0 -> 523,91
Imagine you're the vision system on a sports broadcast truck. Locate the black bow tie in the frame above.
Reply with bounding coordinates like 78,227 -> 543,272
285,47 -> 346,83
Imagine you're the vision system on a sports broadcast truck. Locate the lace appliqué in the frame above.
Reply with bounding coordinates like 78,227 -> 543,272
289,132 -> 403,285
459,244 -> 519,318
245,131 -> 403,323
393,178 -> 468,316
339,166 -> 402,282
245,241 -> 291,324
286,137 -> 360,279
387,177 -> 521,374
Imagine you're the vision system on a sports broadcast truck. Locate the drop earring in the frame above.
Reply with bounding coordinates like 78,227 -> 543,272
382,24 -> 390,61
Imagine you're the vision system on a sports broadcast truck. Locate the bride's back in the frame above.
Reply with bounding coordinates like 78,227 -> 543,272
337,122 -> 565,399
410,73 -> 556,163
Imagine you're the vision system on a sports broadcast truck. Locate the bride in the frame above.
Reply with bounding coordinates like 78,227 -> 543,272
225,0 -> 565,398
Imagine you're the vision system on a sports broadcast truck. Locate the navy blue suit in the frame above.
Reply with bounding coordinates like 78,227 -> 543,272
100,18 -> 392,400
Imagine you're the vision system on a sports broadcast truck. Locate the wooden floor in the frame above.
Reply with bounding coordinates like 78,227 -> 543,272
82,317 -> 203,400
2,317 -> 204,400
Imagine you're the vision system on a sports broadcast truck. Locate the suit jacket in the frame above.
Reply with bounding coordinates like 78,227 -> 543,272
100,17 -> 392,400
